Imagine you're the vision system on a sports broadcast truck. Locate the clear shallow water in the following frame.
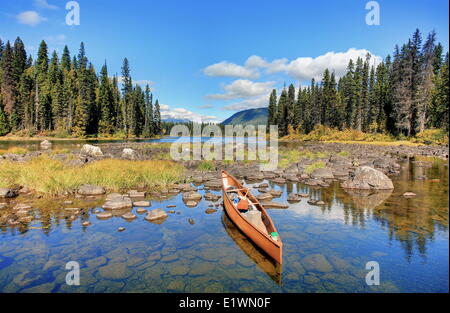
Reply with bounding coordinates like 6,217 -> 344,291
0,159 -> 448,293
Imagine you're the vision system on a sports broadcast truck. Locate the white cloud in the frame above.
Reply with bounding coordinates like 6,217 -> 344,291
34,0 -> 58,10
44,34 -> 66,45
205,49 -> 382,82
203,61 -> 259,79
160,104 -> 218,123
17,11 -> 47,26
207,79 -> 274,100
222,94 -> 269,111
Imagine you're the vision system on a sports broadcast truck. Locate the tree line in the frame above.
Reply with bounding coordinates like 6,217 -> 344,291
267,29 -> 449,137
0,39 -> 162,137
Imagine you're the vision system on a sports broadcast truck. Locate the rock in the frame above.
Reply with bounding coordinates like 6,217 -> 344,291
204,192 -> 221,201
98,262 -> 132,280
0,188 -> 17,198
96,212 -> 113,219
302,254 -> 333,273
77,184 -> 105,196
0,203 -> 6,210
182,191 -> 202,202
341,166 -> 394,190
82,221 -> 91,227
245,172 -> 264,181
203,180 -> 222,189
133,201 -> 151,207
185,200 -> 199,207
260,201 -> 288,209
105,193 -> 126,201
205,208 -> 217,214
307,199 -> 325,206
268,189 -> 282,197
256,193 -> 273,201
298,193 -> 309,198
121,148 -> 137,159
118,227 -> 126,232
310,167 -> 334,179
127,190 -> 146,198
287,193 -> 301,202
13,203 -> 32,211
403,192 -> 417,198
136,208 -> 147,214
145,209 -> 168,221
121,212 -> 136,220
272,177 -> 286,184
40,140 -> 52,149
80,144 -> 103,157
166,204 -> 176,208
188,218 -> 195,225
63,200 -> 73,205
102,198 -> 132,210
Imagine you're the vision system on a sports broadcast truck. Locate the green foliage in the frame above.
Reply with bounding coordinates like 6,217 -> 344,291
198,160 -> 215,171
305,161 -> 326,175
0,38 -> 162,138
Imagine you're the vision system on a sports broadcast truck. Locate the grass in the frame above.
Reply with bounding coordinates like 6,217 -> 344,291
305,161 -> 326,175
198,160 -> 215,171
0,156 -> 186,196
278,149 -> 329,168
280,125 -> 448,146
337,151 -> 351,157
0,147 -> 29,155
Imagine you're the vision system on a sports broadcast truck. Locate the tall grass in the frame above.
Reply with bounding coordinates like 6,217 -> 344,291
0,156 -> 185,195
0,147 -> 29,155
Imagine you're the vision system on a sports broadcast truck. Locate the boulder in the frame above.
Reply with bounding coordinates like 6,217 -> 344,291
127,190 -> 146,198
403,192 -> 417,198
260,201 -> 288,209
341,166 -> 394,190
182,191 -> 202,202
133,201 -> 151,207
287,193 -> 301,202
121,148 -> 137,159
40,140 -> 52,149
80,144 -> 103,157
77,184 -> 105,196
310,167 -> 334,179
0,188 -> 17,198
145,209 -> 168,221
102,199 -> 132,210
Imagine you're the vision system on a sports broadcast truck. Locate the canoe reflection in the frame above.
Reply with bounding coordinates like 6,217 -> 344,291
222,213 -> 282,285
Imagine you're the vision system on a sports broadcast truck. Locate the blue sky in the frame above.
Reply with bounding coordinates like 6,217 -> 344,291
0,0 -> 448,122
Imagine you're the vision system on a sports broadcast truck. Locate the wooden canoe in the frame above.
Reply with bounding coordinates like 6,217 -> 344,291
222,170 -> 283,264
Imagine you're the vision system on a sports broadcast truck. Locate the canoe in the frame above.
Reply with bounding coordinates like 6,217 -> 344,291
222,170 -> 283,264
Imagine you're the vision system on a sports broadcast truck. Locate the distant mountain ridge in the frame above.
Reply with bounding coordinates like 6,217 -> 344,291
221,108 -> 268,126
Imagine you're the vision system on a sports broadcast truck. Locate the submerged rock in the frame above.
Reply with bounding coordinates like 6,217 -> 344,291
188,218 -> 195,225
302,254 -> 333,273
78,184 -> 105,196
342,166 -> 394,190
121,212 -> 136,220
205,208 -> 218,214
136,208 -> 148,214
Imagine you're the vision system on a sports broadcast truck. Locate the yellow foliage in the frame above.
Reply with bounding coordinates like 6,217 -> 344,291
0,156 -> 185,195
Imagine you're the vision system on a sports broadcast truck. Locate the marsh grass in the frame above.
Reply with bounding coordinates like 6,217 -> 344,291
198,160 -> 215,171
0,147 -> 29,155
0,156 -> 185,195
278,149 -> 330,168
305,161 -> 326,174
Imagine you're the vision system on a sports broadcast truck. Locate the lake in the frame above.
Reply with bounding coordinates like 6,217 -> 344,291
0,156 -> 448,293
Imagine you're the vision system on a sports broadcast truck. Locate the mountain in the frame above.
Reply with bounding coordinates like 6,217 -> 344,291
221,108 -> 268,126
162,118 -> 191,123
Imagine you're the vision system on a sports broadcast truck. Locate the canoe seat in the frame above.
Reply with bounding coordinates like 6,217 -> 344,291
242,209 -> 268,234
